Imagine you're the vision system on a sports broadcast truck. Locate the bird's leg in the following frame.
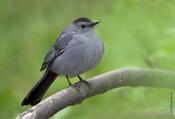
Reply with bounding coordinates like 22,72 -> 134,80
66,75 -> 72,86
66,75 -> 81,92
77,75 -> 91,89
77,75 -> 84,81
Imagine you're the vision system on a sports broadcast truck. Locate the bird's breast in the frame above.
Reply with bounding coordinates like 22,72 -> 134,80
50,34 -> 104,77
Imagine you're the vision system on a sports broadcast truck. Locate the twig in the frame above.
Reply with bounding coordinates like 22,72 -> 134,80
17,67 -> 175,119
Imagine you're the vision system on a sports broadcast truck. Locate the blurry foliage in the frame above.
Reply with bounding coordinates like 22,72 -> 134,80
0,0 -> 175,119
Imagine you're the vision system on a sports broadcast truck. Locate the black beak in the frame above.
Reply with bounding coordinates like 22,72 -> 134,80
88,21 -> 100,27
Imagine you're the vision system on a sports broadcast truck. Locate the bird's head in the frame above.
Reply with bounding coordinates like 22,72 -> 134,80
72,17 -> 100,33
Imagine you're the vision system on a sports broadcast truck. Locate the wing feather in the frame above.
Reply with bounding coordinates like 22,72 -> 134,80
40,33 -> 72,71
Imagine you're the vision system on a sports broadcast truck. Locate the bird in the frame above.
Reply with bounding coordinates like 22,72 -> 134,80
21,17 -> 104,106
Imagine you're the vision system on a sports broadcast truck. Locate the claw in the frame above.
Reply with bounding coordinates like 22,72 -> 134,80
77,75 -> 92,89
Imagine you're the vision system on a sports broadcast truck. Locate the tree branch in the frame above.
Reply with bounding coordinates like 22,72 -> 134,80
17,67 -> 175,119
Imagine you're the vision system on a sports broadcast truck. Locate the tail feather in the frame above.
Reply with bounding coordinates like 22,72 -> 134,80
21,70 -> 57,106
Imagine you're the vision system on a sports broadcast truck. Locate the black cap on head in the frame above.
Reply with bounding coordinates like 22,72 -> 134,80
73,17 -> 92,24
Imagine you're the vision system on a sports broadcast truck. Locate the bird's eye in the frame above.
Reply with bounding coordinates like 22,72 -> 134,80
81,24 -> 86,28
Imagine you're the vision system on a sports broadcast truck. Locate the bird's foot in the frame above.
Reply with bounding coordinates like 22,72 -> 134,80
80,80 -> 92,89
78,75 -> 92,89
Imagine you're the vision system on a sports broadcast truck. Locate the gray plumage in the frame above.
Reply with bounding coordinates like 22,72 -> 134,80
22,17 -> 104,106
42,18 -> 104,76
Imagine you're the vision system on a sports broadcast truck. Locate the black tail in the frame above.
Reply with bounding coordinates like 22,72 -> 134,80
21,70 -> 57,106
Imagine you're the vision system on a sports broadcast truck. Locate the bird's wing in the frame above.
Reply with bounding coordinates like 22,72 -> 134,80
40,32 -> 73,71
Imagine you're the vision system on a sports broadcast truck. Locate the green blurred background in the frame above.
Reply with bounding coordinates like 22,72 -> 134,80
1,0 -> 175,119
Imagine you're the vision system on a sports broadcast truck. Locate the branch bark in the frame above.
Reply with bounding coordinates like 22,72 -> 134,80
17,67 -> 175,119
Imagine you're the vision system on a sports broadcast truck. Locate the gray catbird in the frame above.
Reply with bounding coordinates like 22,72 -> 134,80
21,17 -> 104,106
